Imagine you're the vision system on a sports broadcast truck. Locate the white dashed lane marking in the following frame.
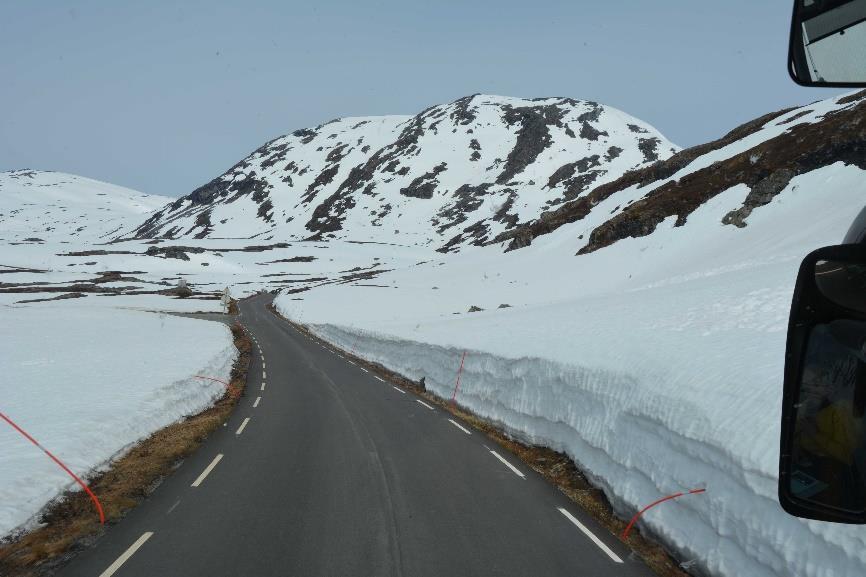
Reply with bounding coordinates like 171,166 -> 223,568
448,419 -> 472,435
490,450 -> 525,479
392,386 -> 406,394
253,396 -> 261,408
98,532 -> 154,577
236,417 -> 251,436
416,399 -> 435,410
191,454 -> 223,487
557,508 -> 624,563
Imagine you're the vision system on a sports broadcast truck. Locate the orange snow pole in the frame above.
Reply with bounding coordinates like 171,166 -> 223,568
450,351 -> 467,403
622,488 -> 706,539
194,375 -> 239,398
0,411 -> 105,525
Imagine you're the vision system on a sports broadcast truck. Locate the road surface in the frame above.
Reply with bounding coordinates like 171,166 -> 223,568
57,294 -> 653,577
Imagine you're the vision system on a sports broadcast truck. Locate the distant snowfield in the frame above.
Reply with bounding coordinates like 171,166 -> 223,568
276,162 -> 866,577
0,306 -> 236,536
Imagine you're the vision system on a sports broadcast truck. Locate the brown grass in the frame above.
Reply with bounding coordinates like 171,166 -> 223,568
274,304 -> 692,577
0,322 -> 252,577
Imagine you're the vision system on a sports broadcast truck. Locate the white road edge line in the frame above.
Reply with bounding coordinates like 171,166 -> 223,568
490,450 -> 525,479
191,454 -> 223,487
557,508 -> 623,564
98,531 -> 154,577
392,386 -> 406,394
253,396 -> 261,408
236,417 -> 251,435
448,419 -> 472,435
416,399 -> 435,410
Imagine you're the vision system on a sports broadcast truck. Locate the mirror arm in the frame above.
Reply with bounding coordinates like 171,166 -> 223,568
788,1 -> 814,86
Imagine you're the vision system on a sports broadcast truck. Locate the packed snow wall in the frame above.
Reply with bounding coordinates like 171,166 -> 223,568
302,320 -> 866,577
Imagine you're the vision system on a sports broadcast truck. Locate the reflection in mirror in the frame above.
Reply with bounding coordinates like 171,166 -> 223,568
815,259 -> 866,312
790,319 -> 866,511
796,0 -> 866,83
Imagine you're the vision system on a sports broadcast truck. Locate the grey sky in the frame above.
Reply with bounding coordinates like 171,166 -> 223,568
0,0 -> 845,198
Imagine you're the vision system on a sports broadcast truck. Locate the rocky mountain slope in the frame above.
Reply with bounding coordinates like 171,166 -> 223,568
126,95 -> 677,251
496,90 -> 866,254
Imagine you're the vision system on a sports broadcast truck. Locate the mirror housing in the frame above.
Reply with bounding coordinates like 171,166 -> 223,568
789,0 -> 866,87
780,244 -> 866,523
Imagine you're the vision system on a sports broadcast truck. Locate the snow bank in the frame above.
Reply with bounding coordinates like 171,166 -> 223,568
302,266 -> 866,577
275,162 -> 866,577
0,306 -> 236,537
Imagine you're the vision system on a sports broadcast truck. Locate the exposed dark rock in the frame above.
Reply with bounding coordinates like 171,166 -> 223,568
257,199 -> 274,222
604,146 -> 623,161
326,144 -> 349,163
260,142 -> 290,169
497,104 -> 566,184
293,128 -> 317,144
449,95 -> 479,125
546,155 -> 602,189
577,104 -> 603,123
468,305 -> 484,312
303,164 -> 340,203
722,169 -> 796,227
638,138 -> 661,162
580,122 -> 608,141
434,183 -> 493,233
400,162 -> 447,199
192,210 -> 213,239
777,110 -> 813,125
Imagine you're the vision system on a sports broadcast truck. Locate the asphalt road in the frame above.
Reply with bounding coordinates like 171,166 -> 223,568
57,294 -> 654,577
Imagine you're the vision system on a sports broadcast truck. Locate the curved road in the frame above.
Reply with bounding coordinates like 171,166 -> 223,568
58,294 -> 653,577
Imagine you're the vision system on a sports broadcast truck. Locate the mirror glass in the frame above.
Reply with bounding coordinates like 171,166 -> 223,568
815,259 -> 866,313
789,317 -> 866,512
793,0 -> 866,84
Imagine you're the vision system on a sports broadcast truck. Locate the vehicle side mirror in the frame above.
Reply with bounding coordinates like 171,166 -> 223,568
789,0 -> 866,87
779,244 -> 866,523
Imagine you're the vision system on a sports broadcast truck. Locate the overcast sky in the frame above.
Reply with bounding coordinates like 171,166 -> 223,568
0,0 -> 845,198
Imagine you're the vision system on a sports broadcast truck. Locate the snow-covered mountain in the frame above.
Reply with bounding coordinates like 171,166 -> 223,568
0,170 -> 170,244
127,95 -> 677,250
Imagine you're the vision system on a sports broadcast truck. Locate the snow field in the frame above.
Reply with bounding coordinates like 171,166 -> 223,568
0,306 -> 237,536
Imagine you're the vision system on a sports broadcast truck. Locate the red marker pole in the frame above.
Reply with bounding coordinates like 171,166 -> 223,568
450,351 -> 467,404
194,375 -> 238,398
0,411 -> 105,525
622,488 -> 706,540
